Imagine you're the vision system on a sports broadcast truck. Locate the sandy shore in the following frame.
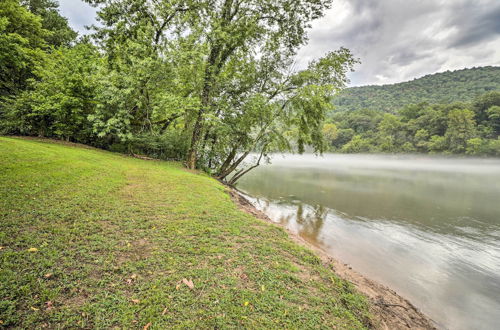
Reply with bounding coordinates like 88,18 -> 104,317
230,189 -> 438,330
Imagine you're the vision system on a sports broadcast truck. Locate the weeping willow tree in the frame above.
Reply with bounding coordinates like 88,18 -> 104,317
84,0 -> 357,183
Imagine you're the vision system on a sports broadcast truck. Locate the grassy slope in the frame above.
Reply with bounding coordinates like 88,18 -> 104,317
0,137 -> 369,329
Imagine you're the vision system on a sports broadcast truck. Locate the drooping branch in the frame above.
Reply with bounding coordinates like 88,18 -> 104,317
227,145 -> 267,186
157,113 -> 183,133
218,150 -> 250,180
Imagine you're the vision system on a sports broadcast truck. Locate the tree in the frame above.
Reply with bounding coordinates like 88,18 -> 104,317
445,109 -> 476,153
3,43 -> 100,140
342,108 -> 381,133
177,0 -> 352,171
341,135 -> 372,153
22,0 -> 77,47
401,141 -> 415,153
414,129 -> 429,152
414,104 -> 449,137
487,105 -> 500,136
488,138 -> 500,156
377,113 -> 407,151
473,91 -> 500,125
322,123 -> 338,149
427,135 -> 446,153
0,0 -> 47,99
86,0 -> 357,182
332,128 -> 354,149
466,138 -> 487,156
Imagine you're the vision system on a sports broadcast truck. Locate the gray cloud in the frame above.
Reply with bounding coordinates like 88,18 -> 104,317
298,0 -> 500,86
447,4 -> 500,48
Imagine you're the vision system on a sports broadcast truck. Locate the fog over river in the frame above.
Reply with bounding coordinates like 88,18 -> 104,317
237,154 -> 500,330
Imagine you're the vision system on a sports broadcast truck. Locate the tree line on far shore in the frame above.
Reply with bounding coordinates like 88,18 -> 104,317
323,91 -> 500,156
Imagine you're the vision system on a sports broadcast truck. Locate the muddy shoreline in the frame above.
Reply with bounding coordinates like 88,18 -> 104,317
230,189 -> 438,330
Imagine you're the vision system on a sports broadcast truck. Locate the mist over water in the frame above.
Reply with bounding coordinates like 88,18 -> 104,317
237,154 -> 500,330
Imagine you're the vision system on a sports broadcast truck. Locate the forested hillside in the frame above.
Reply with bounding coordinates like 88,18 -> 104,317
324,91 -> 500,155
334,67 -> 500,112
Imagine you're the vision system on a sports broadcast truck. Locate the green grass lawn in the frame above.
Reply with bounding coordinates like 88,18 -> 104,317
0,137 -> 370,329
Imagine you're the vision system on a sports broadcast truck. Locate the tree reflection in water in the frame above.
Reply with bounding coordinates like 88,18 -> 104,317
256,197 -> 327,243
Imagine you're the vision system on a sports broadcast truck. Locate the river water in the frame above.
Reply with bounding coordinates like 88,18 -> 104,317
237,154 -> 500,330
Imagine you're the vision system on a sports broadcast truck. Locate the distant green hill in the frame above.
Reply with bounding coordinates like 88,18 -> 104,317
334,66 -> 500,112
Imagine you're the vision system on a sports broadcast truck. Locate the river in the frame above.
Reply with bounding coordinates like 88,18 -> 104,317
237,154 -> 500,330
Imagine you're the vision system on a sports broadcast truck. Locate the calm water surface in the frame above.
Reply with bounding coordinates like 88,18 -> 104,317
237,154 -> 500,330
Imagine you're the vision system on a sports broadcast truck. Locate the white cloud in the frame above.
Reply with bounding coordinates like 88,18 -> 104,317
58,0 -> 97,35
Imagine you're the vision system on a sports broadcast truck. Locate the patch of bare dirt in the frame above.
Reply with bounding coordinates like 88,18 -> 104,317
230,189 -> 437,330
121,181 -> 144,201
130,153 -> 159,161
116,238 -> 152,266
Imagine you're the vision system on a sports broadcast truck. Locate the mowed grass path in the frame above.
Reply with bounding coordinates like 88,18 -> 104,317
0,137 -> 369,329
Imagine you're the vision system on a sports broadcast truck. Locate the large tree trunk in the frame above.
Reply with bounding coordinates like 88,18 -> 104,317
185,0 -> 236,169
186,62 -> 214,169
217,144 -> 239,178
186,114 -> 203,169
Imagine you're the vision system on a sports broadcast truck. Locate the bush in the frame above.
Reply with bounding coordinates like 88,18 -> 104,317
466,138 -> 487,155
341,135 -> 372,153
110,132 -> 189,161
487,138 -> 500,156
427,135 -> 446,153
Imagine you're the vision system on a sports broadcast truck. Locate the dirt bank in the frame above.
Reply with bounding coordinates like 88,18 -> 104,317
230,190 -> 438,330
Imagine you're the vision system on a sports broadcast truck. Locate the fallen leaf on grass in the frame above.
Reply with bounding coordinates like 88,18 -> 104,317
30,307 -> 39,311
126,274 -> 137,285
182,278 -> 194,289
27,247 -> 38,252
143,322 -> 152,330
44,273 -> 53,279
131,299 -> 140,304
162,307 -> 168,315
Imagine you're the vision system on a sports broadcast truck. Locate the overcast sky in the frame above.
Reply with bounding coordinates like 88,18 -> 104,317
59,0 -> 500,87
